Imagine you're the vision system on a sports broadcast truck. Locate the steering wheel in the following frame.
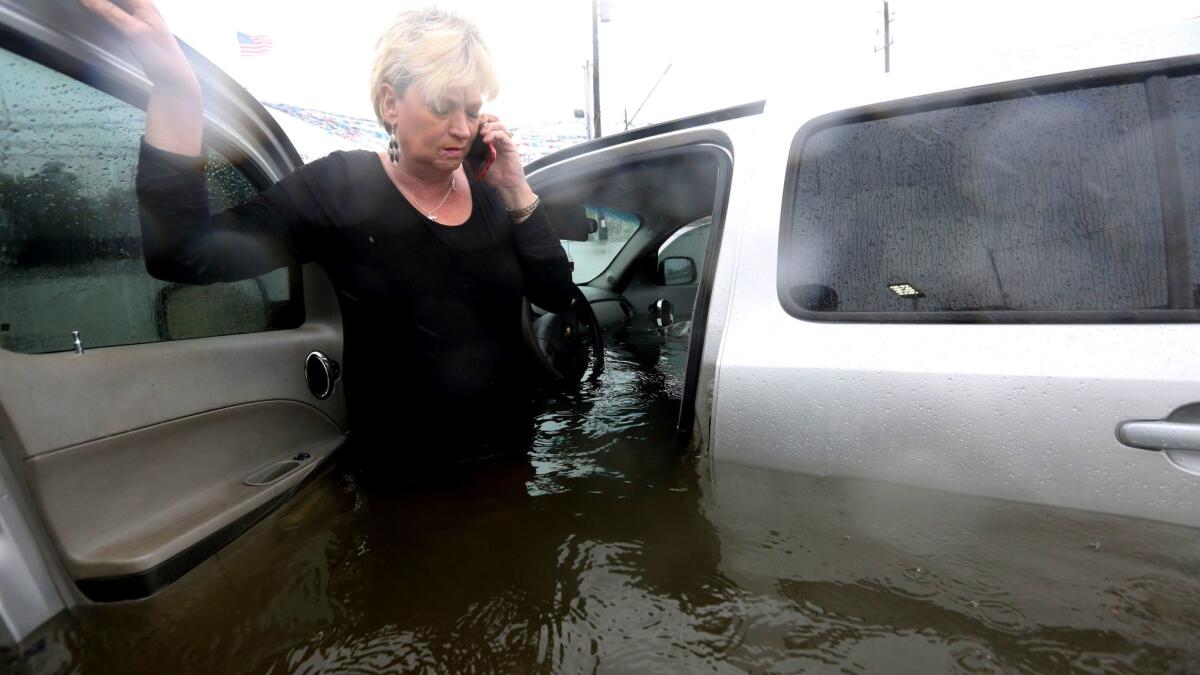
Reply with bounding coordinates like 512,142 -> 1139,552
521,286 -> 604,385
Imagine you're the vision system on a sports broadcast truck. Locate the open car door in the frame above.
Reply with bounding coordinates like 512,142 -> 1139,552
0,1 -> 346,641
524,105 -> 762,444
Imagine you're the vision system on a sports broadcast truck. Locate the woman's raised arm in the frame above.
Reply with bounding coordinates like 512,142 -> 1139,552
80,0 -> 203,155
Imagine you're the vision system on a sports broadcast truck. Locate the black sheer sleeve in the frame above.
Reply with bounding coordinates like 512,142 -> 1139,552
509,205 -> 575,313
135,138 -> 336,284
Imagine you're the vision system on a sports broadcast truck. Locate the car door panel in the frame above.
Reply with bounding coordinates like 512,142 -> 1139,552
4,265 -> 345,589
716,322 -> 1200,524
0,313 -> 343,458
25,400 -> 339,582
622,221 -> 711,325
623,278 -> 701,325
0,1 -> 347,619
2,268 -> 346,602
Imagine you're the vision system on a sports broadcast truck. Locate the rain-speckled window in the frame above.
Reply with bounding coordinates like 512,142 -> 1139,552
0,48 -> 297,354
782,82 -> 1184,319
1171,74 -> 1200,295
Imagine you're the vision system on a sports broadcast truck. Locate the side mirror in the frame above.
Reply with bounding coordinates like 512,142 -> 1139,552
658,257 -> 697,286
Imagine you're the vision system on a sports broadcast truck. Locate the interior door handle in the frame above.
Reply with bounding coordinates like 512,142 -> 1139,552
1117,420 -> 1200,452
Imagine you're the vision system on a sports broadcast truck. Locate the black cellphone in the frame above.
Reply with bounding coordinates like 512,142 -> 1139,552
464,133 -> 496,180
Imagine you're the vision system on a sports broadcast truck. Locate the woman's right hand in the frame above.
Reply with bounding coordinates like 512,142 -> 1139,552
81,0 -> 203,154
79,0 -> 195,89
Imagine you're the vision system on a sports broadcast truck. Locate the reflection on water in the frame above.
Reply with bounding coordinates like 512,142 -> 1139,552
15,335 -> 1200,674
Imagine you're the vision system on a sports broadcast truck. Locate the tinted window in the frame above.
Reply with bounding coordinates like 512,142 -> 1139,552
1171,74 -> 1200,294
0,48 -> 296,353
784,84 -> 1173,317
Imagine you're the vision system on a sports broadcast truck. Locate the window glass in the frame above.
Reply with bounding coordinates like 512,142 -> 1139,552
1171,74 -> 1200,298
563,206 -> 640,283
784,84 -> 1169,316
0,48 -> 295,353
658,216 -> 710,285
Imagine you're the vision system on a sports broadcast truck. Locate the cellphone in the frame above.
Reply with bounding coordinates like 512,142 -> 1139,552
464,134 -> 496,180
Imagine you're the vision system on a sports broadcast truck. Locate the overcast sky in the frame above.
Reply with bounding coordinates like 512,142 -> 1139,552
155,0 -> 1199,130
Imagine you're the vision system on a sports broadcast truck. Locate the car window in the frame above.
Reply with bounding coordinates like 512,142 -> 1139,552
0,47 -> 297,354
781,81 -> 1193,319
562,205 -> 640,283
1171,74 -> 1200,290
658,216 -> 710,285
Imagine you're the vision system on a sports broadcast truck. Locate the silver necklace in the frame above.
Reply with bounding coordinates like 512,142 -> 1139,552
391,168 -> 457,222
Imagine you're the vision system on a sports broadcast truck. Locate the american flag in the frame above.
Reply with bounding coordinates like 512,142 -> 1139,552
237,32 -> 273,56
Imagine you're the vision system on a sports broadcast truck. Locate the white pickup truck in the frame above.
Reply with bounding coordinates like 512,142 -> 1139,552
532,18 -> 1200,533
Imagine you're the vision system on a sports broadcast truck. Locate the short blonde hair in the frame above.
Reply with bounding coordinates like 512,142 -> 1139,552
369,8 -> 500,128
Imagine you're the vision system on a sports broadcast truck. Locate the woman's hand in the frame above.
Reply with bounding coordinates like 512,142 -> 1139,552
476,114 -> 526,188
80,0 -> 196,89
476,114 -> 538,220
80,0 -> 203,155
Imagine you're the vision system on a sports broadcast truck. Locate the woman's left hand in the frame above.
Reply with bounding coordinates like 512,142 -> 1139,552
476,114 -> 526,190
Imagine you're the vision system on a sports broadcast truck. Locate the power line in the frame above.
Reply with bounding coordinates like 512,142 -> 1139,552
626,64 -> 672,131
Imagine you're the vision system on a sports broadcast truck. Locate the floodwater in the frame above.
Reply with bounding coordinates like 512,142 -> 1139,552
13,334 -> 1200,674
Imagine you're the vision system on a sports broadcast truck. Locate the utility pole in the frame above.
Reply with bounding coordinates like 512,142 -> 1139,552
875,1 -> 894,74
591,0 -> 602,137
582,62 -> 593,140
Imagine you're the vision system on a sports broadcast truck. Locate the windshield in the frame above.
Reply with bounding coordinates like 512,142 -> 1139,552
563,205 -> 640,283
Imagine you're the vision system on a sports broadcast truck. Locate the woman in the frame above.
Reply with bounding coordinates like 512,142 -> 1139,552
82,0 -> 576,462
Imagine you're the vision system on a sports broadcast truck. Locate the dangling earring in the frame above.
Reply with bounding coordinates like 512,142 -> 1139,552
385,122 -> 400,166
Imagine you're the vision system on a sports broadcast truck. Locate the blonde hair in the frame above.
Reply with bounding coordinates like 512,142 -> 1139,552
369,8 -> 500,128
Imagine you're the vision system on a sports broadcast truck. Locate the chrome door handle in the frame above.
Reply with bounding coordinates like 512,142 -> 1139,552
1117,420 -> 1200,452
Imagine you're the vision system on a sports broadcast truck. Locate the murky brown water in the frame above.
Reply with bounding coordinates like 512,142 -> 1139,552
14,334 -> 1200,674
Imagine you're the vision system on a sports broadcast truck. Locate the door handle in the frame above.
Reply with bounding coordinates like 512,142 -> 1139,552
1117,405 -> 1200,476
1117,420 -> 1200,452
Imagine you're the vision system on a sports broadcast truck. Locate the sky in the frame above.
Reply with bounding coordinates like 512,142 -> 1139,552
155,0 -> 1200,132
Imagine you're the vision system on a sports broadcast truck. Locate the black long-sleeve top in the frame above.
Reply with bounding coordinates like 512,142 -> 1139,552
136,140 -> 574,452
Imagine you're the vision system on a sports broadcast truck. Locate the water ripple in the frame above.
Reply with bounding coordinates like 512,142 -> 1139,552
14,335 -> 1200,674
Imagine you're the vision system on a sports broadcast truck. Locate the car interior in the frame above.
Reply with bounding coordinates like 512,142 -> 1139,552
540,148 -> 723,338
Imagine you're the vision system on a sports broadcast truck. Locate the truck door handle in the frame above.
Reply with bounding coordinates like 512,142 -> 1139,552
1117,406 -> 1200,477
1117,420 -> 1200,452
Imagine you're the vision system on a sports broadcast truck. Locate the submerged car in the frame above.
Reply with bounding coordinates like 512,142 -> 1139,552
3,0 -> 1200,648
